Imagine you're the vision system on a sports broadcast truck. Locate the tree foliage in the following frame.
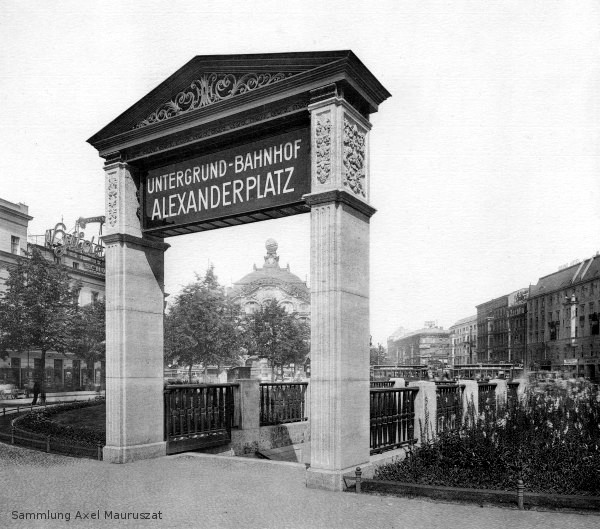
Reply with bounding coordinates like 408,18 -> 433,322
0,248 -> 80,395
69,297 -> 105,369
243,299 -> 310,381
164,267 -> 242,382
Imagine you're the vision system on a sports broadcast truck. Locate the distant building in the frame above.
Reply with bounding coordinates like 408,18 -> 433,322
507,289 -> 528,365
228,238 -> 310,321
387,323 -> 451,366
527,255 -> 600,380
449,315 -> 477,365
228,238 -> 310,379
0,202 -> 106,392
476,295 -> 508,363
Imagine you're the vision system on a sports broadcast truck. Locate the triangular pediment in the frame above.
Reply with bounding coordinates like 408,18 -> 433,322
88,51 -> 390,156
135,71 -> 297,129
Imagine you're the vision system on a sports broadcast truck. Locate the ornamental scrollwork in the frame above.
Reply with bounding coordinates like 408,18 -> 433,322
107,175 -> 118,227
135,72 -> 295,128
315,116 -> 332,184
125,100 -> 307,160
343,118 -> 366,197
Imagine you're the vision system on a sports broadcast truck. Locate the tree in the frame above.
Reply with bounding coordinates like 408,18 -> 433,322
164,267 -> 242,382
69,297 -> 105,387
0,248 -> 79,398
243,299 -> 310,381
370,343 -> 387,365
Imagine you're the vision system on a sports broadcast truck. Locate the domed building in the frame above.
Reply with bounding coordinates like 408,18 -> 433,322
228,239 -> 310,322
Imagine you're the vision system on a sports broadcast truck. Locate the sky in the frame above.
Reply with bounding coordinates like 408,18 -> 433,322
1,0 -> 599,345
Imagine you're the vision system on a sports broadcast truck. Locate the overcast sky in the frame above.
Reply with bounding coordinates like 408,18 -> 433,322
2,0 -> 599,344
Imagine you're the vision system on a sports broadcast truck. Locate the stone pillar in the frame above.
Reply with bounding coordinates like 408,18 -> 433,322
390,378 -> 406,388
491,378 -> 507,409
459,380 -> 479,424
102,161 -> 169,463
305,86 -> 375,491
409,381 -> 437,444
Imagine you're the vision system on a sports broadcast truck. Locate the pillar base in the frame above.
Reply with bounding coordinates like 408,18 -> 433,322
306,463 -> 370,491
103,441 -> 166,463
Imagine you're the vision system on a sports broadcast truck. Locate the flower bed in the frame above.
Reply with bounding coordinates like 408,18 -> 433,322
13,399 -> 105,448
375,380 -> 600,496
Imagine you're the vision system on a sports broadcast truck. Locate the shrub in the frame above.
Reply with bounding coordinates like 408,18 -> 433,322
375,381 -> 600,495
14,400 -> 105,447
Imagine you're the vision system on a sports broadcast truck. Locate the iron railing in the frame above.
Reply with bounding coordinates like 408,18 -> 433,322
370,381 -> 394,388
436,383 -> 463,432
478,382 -> 497,413
259,382 -> 308,426
164,383 -> 237,455
507,382 -> 520,408
370,387 -> 417,455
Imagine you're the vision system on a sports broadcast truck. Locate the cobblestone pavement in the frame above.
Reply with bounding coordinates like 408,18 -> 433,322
1,443 -> 598,529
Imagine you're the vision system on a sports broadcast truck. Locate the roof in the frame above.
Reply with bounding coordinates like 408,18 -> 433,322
88,50 -> 391,157
390,327 -> 450,341
530,255 -> 600,298
229,239 -> 308,300
450,315 -> 477,328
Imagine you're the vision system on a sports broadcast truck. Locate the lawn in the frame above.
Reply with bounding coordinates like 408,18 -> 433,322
52,403 -> 105,431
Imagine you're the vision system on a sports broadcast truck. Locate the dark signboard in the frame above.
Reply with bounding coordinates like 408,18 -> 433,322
143,127 -> 310,232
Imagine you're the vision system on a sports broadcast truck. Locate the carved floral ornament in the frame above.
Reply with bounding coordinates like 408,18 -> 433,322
343,118 -> 367,197
315,115 -> 332,184
107,175 -> 118,227
135,72 -> 295,128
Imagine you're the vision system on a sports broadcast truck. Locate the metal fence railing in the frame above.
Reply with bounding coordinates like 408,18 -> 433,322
370,387 -> 418,455
164,383 -> 237,455
259,382 -> 308,426
370,381 -> 395,388
478,382 -> 497,413
436,383 -> 463,432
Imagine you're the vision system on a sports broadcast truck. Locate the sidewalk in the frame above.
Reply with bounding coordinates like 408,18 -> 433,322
1,442 -> 598,529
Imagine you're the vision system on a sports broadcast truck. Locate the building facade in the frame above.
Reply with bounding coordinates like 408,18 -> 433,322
227,238 -> 310,380
449,315 -> 477,365
527,255 -> 600,380
0,202 -> 106,392
387,323 -> 451,366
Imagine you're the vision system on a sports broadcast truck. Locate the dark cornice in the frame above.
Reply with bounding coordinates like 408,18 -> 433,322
101,233 -> 170,252
303,190 -> 377,219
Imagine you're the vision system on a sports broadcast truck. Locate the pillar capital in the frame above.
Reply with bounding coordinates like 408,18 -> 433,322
103,161 -> 142,238
309,90 -> 372,204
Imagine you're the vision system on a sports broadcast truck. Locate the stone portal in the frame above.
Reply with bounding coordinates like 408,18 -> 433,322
88,51 -> 389,488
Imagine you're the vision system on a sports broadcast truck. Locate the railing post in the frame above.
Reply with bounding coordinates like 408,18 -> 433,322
355,467 -> 362,493
97,443 -> 103,461
491,378 -> 507,411
390,378 -> 405,388
408,381 -> 437,445
517,479 -> 524,509
11,425 -> 14,444
458,380 -> 478,425
237,379 -> 260,431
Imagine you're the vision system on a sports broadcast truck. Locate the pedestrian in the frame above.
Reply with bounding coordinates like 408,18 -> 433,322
32,380 -> 40,405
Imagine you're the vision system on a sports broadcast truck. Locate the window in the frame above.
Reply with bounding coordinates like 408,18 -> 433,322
72,262 -> 79,269
91,291 -> 99,303
11,236 -> 19,255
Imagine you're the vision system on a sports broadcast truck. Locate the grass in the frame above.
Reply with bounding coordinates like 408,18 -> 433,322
52,404 -> 106,431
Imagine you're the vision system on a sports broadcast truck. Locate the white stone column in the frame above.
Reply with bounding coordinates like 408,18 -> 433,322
102,161 -> 169,463
491,378 -> 507,409
390,378 -> 406,388
459,379 -> 479,424
305,89 -> 375,491
409,381 -> 437,444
